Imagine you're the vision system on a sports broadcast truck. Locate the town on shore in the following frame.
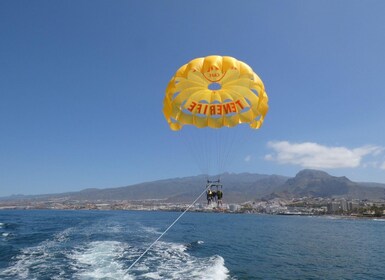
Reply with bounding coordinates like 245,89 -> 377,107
1,196 -> 385,218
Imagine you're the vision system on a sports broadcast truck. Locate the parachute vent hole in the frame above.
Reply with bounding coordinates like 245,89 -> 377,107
208,83 -> 222,91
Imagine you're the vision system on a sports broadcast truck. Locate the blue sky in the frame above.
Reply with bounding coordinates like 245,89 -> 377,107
1,1 -> 385,197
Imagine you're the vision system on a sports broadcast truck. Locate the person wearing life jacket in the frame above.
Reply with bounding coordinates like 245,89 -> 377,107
216,189 -> 223,207
206,189 -> 213,205
212,190 -> 217,203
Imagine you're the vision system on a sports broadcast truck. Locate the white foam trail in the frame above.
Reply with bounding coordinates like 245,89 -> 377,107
2,232 -> 10,237
132,241 -> 230,280
0,228 -> 72,279
141,226 -> 162,235
202,256 -> 230,280
70,241 -> 134,280
53,227 -> 72,242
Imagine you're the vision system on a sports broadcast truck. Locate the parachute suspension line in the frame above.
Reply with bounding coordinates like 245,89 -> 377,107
217,128 -> 227,176
215,129 -> 221,176
178,127 -> 217,183
179,128 -> 207,176
211,127 -> 237,177
189,127 -> 240,180
205,128 -> 222,181
201,129 -> 211,177
127,183 -> 212,272
219,128 -> 240,174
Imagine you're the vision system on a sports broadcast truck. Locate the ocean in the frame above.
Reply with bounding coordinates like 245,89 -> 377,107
0,210 -> 384,280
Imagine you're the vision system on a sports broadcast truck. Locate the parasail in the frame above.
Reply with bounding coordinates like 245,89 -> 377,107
163,55 -> 269,131
126,56 -> 270,269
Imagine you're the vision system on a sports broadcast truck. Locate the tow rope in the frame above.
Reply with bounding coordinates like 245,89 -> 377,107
127,183 -> 212,272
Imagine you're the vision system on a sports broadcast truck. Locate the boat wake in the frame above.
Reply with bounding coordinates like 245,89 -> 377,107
69,240 -> 134,280
0,224 -> 231,280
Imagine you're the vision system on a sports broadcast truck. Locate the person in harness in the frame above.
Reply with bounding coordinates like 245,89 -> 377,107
206,179 -> 223,206
206,188 -> 214,205
216,189 -> 223,207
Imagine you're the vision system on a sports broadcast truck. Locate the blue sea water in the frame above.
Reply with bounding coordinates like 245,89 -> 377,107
0,210 -> 384,280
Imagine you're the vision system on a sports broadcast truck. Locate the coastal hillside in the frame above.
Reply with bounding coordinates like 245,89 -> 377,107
8,173 -> 288,203
2,169 -> 385,203
268,169 -> 385,200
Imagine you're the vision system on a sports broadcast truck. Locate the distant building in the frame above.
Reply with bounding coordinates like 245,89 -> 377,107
349,201 -> 360,211
340,200 -> 348,212
327,200 -> 363,213
327,201 -> 341,213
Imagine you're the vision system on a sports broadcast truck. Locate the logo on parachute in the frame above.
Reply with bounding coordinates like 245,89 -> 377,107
203,66 -> 225,82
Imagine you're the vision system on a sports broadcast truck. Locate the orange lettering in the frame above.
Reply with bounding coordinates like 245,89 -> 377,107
235,100 -> 244,110
203,104 -> 208,114
210,105 -> 216,115
196,103 -> 202,114
230,103 -> 236,112
187,101 -> 197,112
224,103 -> 232,114
217,104 -> 222,115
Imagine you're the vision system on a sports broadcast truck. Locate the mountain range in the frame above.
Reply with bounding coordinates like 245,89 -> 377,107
2,169 -> 385,204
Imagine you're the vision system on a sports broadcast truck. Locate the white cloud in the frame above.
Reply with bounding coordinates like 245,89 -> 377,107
244,155 -> 252,162
265,141 -> 384,169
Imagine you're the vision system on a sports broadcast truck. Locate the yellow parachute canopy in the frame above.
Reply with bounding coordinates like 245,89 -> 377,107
163,55 -> 269,130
